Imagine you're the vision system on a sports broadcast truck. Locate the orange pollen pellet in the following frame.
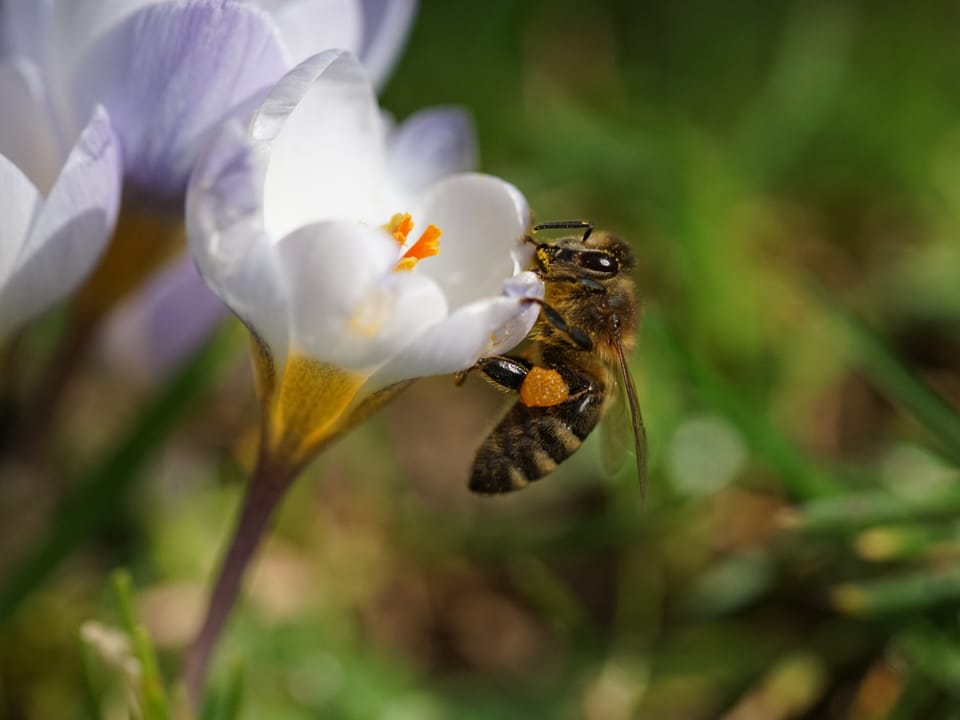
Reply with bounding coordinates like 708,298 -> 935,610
395,224 -> 442,271
519,367 -> 570,408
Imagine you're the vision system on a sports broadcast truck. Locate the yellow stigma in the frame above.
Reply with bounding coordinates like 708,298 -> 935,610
385,212 -> 442,271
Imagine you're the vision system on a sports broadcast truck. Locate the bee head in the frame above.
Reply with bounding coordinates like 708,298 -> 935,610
533,231 -> 634,280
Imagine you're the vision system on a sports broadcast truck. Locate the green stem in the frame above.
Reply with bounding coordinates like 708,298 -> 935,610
181,455 -> 295,711
12,315 -> 93,462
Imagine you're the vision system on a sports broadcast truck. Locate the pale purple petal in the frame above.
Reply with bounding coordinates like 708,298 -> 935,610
44,0 -> 158,71
495,271 -> 546,353
40,0 -> 162,137
72,0 -> 289,202
0,57 -> 62,193
187,119 -> 291,363
0,0 -> 53,61
0,106 -> 121,338
99,254 -> 228,381
357,0 -> 417,89
251,0 -> 363,68
387,107 -> 477,196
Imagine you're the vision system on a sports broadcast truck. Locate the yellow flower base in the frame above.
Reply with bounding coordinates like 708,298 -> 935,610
250,336 -> 364,472
73,203 -> 184,324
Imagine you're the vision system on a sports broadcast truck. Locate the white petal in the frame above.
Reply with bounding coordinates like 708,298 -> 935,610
187,119 -> 291,363
323,270 -> 447,369
367,273 -> 543,388
0,106 -> 121,338
356,0 -> 417,89
69,0 -> 288,200
252,0 -> 363,68
413,173 -> 532,309
0,58 -> 62,194
387,106 -> 477,196
0,156 -> 42,289
256,49 -> 386,239
275,220 -> 398,322
275,220 -> 447,368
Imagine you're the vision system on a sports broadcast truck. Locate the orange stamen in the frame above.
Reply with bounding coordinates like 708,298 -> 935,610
395,224 -> 442,271
388,212 -> 414,245
404,225 -> 442,261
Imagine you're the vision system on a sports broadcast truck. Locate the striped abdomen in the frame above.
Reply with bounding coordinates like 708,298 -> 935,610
469,374 -> 606,494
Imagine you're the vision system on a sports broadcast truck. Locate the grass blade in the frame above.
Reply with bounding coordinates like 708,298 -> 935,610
113,570 -> 170,720
832,567 -> 960,616
812,284 -> 960,466
781,485 -> 960,533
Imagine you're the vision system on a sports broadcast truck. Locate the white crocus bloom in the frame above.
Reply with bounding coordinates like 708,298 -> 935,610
101,104 -> 479,380
0,60 -> 121,339
188,50 -> 543,471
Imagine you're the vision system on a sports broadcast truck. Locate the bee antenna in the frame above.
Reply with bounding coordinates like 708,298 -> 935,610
532,220 -> 594,242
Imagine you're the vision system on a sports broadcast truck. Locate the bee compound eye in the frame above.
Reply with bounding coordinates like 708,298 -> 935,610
580,252 -> 618,274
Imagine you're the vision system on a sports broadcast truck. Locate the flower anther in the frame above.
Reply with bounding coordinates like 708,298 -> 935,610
388,212 -> 443,271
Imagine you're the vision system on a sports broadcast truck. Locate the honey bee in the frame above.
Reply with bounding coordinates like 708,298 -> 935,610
459,221 -> 647,500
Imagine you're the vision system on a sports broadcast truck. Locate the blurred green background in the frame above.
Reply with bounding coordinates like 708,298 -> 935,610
4,0 -> 960,717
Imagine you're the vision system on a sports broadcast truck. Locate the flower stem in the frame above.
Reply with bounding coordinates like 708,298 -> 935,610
182,454 -> 296,709
13,316 -> 94,461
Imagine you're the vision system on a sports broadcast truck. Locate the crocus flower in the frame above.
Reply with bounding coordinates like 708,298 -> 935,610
188,48 -> 543,473
100,103 -> 479,380
0,59 -> 121,339
182,49 -> 542,703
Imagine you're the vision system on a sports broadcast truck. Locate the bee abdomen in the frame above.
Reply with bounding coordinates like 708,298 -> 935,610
469,398 -> 600,494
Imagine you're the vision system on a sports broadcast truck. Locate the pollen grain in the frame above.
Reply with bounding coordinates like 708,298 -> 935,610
519,367 -> 570,407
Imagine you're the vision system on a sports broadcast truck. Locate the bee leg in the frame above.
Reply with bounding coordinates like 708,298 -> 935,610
459,356 -> 532,392
522,298 -> 594,351
525,275 -> 605,293
467,356 -> 573,409
576,277 -> 606,293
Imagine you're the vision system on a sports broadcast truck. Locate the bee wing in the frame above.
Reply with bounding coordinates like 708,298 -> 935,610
600,372 -> 630,474
613,340 -> 648,505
